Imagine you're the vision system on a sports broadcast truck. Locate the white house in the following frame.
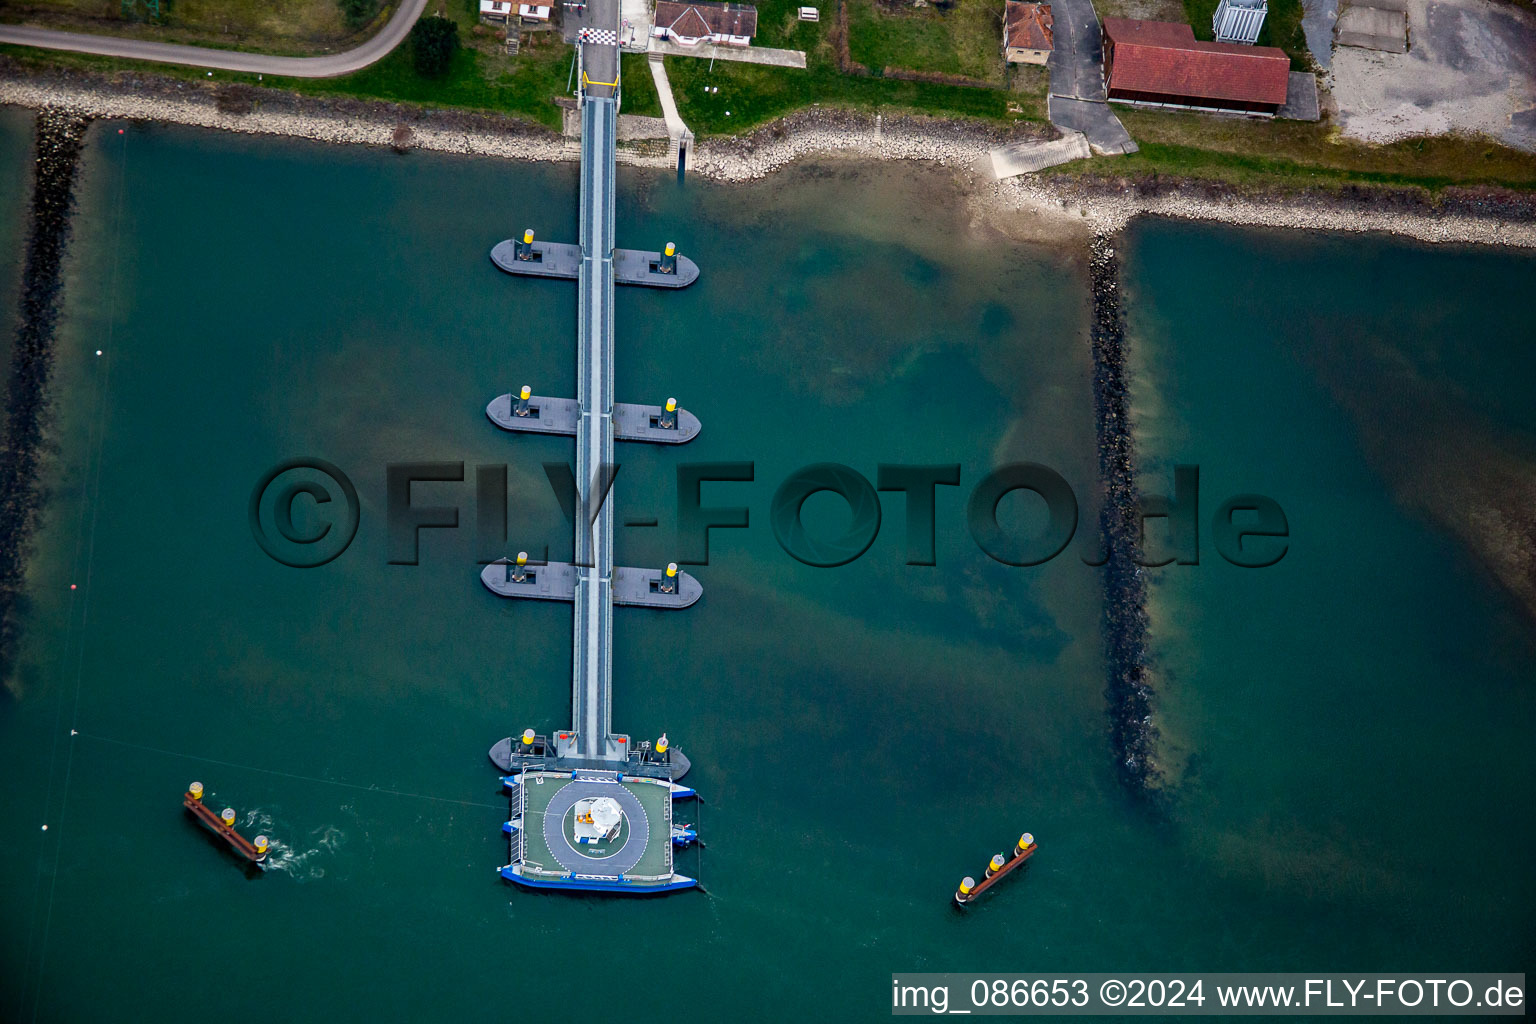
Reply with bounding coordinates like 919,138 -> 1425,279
652,2 -> 758,47
479,0 -> 514,23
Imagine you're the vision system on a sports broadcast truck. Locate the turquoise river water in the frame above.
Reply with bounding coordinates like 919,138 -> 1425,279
0,114 -> 1532,1021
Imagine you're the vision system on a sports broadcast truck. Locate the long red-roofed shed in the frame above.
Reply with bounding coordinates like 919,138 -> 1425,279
1101,18 -> 1290,115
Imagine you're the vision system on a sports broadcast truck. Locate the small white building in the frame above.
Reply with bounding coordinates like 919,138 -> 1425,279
479,0 -> 514,23
652,1 -> 758,47
1213,0 -> 1267,45
518,3 -> 552,20
798,6 -> 819,20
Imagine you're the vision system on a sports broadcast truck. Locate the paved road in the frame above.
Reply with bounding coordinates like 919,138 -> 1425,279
1047,0 -> 1108,102
1044,0 -> 1137,155
0,0 -> 428,77
567,0 -> 620,97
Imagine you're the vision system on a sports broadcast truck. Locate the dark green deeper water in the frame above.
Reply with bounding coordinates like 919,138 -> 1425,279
0,117 -> 1531,1021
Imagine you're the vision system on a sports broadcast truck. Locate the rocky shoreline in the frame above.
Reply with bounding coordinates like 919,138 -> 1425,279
0,107 -> 87,681
3,60 -> 1535,249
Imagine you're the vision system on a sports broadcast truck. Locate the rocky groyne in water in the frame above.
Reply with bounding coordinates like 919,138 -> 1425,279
1088,234 -> 1159,795
0,107 -> 88,680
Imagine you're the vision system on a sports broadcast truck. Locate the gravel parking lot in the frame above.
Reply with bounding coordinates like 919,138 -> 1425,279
1329,0 -> 1536,151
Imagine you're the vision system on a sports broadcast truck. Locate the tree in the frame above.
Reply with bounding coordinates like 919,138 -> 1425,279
336,0 -> 380,28
411,15 -> 460,78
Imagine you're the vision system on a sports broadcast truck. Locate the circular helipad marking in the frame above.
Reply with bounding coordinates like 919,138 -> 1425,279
561,802 -> 631,859
542,781 -> 650,875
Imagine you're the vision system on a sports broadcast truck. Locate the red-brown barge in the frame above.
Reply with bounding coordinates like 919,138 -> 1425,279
183,782 -> 268,865
954,832 -> 1037,906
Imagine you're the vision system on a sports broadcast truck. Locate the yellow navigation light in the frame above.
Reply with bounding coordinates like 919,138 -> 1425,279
656,733 -> 669,754
664,243 -> 676,256
520,386 -> 531,400
521,728 -> 535,746
665,563 -> 678,578
188,781 -> 203,801
523,229 -> 534,244
220,807 -> 237,828
665,398 -> 677,412
958,876 -> 975,895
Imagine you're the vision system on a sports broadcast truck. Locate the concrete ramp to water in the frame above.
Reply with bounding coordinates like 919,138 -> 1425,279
990,130 -> 1093,178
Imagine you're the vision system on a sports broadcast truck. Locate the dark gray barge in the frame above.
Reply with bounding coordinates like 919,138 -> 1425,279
480,559 -> 702,609
490,239 -> 700,288
486,393 -> 701,444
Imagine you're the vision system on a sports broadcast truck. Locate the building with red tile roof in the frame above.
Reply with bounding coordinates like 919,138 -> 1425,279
652,2 -> 758,47
1101,18 -> 1290,116
1004,2 -> 1054,66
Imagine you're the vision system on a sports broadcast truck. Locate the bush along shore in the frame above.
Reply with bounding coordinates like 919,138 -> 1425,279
1087,235 -> 1160,797
0,107 -> 87,682
4,62 -> 1535,248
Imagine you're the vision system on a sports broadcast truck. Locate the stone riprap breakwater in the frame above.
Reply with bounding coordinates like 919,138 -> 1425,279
0,107 -> 87,680
688,107 -> 1052,181
1087,234 -> 1159,795
0,66 -> 571,162
1001,174 -> 1536,249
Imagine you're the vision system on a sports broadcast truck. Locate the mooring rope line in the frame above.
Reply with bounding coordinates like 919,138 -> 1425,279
77,732 -> 505,810
27,121 -> 126,1024
17,334 -> 98,1021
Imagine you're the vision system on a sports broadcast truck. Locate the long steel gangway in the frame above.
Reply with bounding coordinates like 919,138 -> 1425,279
485,1 -> 702,770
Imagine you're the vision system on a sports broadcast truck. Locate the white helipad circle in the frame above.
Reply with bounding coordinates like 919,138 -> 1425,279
542,781 -> 650,874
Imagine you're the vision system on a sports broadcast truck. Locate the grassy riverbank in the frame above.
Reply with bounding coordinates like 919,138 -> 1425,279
0,0 -> 387,57
3,2 -> 1535,194
1106,110 -> 1536,192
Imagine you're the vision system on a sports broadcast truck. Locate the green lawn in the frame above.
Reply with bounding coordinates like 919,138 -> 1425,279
745,0 -> 830,49
847,0 -> 1006,82
619,52 -> 661,118
1,8 -> 580,130
1,0 -> 386,57
664,55 -> 1017,135
277,25 -> 574,129
1090,110 -> 1536,192
658,0 -> 1034,134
